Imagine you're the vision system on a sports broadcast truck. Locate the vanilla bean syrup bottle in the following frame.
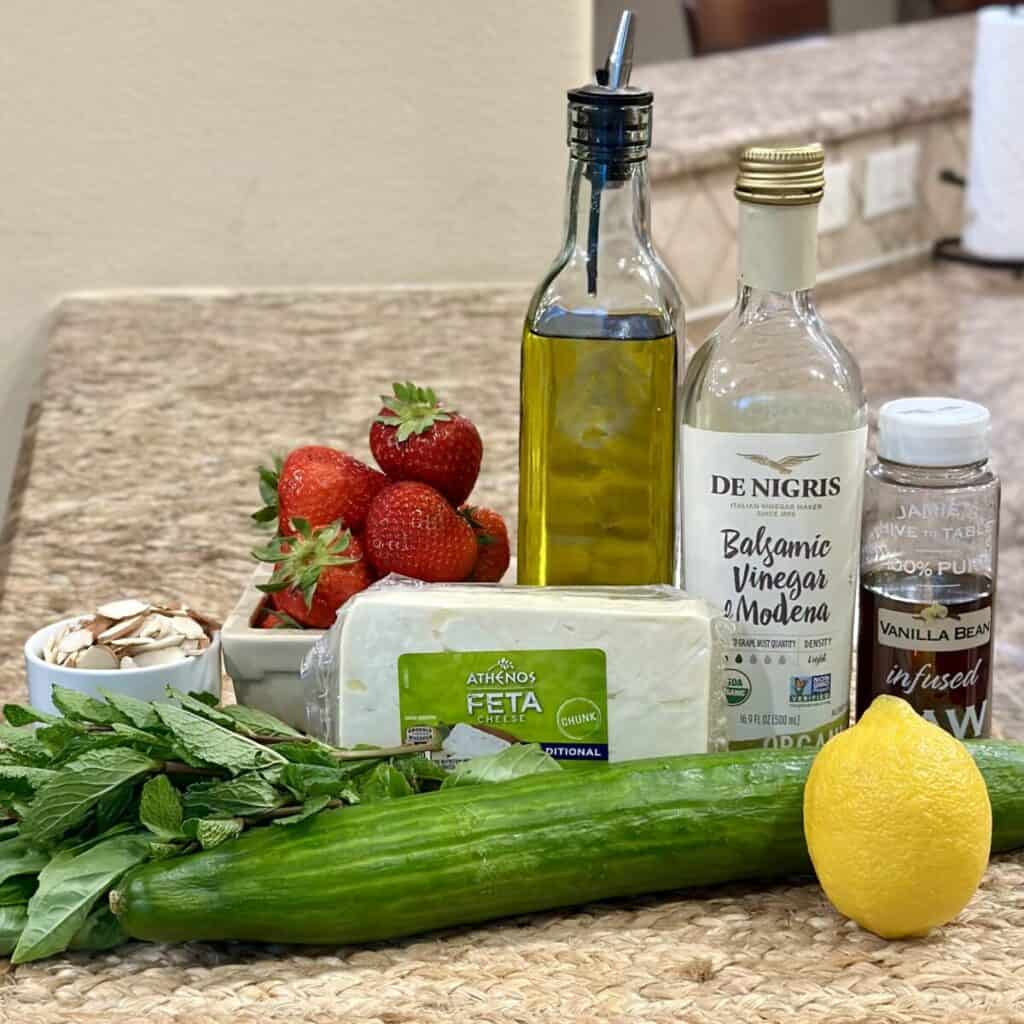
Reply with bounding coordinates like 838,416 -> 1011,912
857,398 -> 999,738
680,144 -> 867,750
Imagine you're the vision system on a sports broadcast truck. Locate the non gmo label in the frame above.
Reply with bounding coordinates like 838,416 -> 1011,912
398,649 -> 609,767
877,605 -> 991,652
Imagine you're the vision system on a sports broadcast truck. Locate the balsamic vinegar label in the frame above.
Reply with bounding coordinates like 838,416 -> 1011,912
682,426 -> 867,749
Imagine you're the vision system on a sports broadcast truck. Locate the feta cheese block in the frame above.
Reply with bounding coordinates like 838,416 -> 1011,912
330,582 -> 728,765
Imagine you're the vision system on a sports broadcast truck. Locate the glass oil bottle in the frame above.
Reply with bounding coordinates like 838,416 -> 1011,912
517,11 -> 683,587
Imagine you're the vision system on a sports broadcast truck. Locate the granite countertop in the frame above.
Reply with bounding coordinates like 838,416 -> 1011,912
645,14 -> 974,179
2,263 -> 1024,1020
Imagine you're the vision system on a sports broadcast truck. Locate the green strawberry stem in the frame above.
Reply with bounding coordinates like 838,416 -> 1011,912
375,381 -> 454,442
252,518 -> 358,609
251,454 -> 284,526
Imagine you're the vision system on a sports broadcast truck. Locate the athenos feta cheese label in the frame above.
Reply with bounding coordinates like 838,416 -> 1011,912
398,650 -> 609,768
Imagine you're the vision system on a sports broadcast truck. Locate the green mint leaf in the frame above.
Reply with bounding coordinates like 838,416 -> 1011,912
109,723 -> 177,760
0,724 -> 54,768
181,774 -> 283,819
98,690 -> 160,730
0,874 -> 37,906
394,754 -> 448,787
51,686 -> 130,727
0,905 -> 27,956
165,688 -> 236,729
185,818 -> 243,850
221,705 -> 303,740
3,705 -> 58,727
12,831 -> 150,964
0,765 -> 58,806
272,741 -> 342,766
18,749 -> 159,846
358,763 -> 414,803
187,691 -> 221,709
271,795 -> 331,826
139,776 -> 184,840
95,783 -> 137,835
279,762 -> 374,801
441,743 -> 561,789
154,705 -> 285,774
148,841 -> 187,861
67,904 -> 127,952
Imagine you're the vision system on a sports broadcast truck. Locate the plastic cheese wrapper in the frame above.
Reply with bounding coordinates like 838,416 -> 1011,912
300,575 -> 731,768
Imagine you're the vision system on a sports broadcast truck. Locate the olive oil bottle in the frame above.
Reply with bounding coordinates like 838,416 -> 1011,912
518,11 -> 683,586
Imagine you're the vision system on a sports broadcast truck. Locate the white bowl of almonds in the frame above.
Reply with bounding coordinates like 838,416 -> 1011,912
24,599 -> 221,714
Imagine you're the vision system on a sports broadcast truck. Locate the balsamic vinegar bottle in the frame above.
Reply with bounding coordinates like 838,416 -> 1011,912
680,144 -> 867,751
518,11 -> 683,587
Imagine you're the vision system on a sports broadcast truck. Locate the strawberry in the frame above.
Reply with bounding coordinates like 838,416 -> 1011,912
253,446 -> 386,536
364,482 -> 477,582
252,519 -> 372,629
370,382 -> 483,506
462,506 -> 510,583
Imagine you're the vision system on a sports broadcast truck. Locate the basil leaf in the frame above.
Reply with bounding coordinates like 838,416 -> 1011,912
182,775 -> 283,819
0,905 -> 27,956
0,875 -> 37,906
166,688 -> 236,729
358,763 -> 414,803
51,686 -> 129,727
139,776 -> 184,840
154,705 -> 285,774
3,705 -> 58,727
441,743 -> 562,789
12,831 -> 150,964
220,705 -> 303,739
68,904 -> 126,952
99,690 -> 160,730
19,749 -> 159,846
272,795 -> 331,826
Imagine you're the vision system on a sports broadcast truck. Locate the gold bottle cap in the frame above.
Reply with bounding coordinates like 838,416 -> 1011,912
735,143 -> 825,206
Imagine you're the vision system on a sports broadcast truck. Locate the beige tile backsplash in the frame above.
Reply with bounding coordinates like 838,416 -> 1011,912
653,115 -> 969,318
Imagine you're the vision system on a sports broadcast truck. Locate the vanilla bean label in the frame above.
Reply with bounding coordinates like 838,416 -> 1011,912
682,426 -> 867,750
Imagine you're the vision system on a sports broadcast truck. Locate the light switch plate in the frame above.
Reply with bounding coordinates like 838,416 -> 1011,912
819,160 -> 852,234
863,142 -> 919,219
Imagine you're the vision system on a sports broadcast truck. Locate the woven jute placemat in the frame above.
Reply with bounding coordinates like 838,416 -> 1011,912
1,273 -> 1022,1021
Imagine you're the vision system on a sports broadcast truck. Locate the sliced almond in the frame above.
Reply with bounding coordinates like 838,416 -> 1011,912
141,614 -> 175,639
170,616 -> 206,640
116,634 -> 186,655
58,628 -> 95,657
130,646 -> 187,669
98,612 -> 149,643
183,608 -> 221,634
96,599 -> 151,621
74,645 -> 119,670
87,615 -> 113,641
120,655 -> 137,670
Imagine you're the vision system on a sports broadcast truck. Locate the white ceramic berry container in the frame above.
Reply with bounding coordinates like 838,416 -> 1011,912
24,617 -> 222,715
220,567 -> 323,732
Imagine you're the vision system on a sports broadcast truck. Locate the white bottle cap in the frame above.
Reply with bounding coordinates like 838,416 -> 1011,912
878,397 -> 991,467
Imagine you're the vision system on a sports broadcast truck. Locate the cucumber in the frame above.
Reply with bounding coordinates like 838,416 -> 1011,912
112,741 -> 1024,946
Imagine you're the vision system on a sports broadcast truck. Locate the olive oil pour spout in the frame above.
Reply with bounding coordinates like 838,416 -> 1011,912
586,10 -> 636,295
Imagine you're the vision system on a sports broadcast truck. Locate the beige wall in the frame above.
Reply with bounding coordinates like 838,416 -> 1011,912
0,0 -> 592,520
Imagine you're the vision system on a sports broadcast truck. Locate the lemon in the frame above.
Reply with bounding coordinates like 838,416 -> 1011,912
803,695 -> 992,939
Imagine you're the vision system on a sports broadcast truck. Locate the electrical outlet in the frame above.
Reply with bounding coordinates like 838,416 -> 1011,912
819,160 -> 852,234
863,142 -> 919,219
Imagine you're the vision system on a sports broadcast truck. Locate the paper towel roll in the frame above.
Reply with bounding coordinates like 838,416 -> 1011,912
963,6 -> 1024,261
